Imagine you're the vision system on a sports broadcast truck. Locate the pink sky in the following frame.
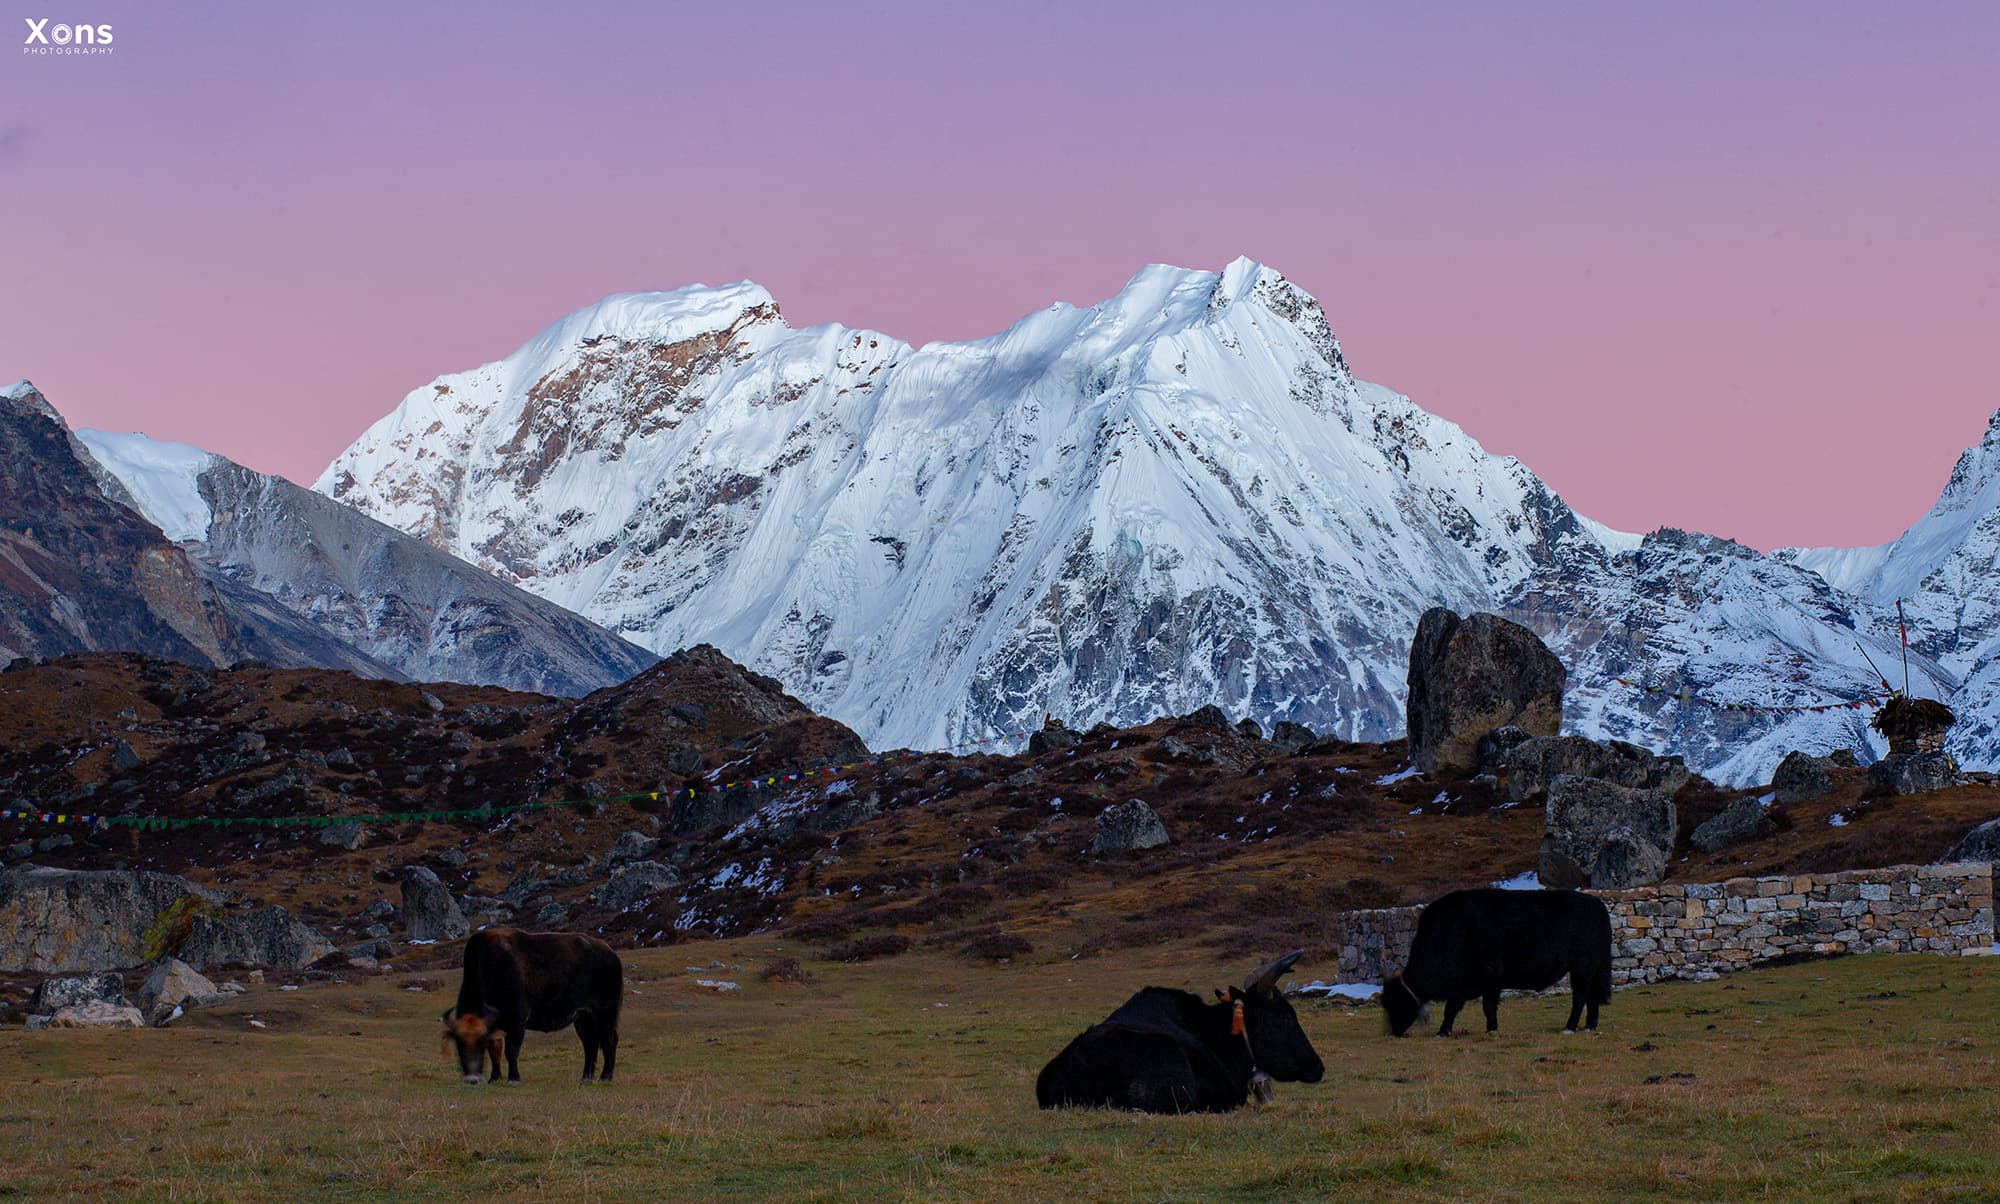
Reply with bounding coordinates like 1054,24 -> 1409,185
3,1 -> 1995,551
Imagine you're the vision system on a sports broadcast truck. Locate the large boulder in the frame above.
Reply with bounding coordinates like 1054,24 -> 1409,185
1269,721 -> 1317,754
1689,797 -> 1777,853
29,972 -> 126,1013
590,861 -> 682,913
1406,609 -> 1565,775
399,866 -> 468,941
1505,735 -> 1693,805
1771,751 -> 1839,804
1091,800 -> 1170,854
1539,775 -> 1676,890
178,906 -> 335,971
602,831 -> 662,874
0,866 -> 223,973
139,958 -> 217,1026
1868,752 -> 1958,797
47,1000 -> 145,1029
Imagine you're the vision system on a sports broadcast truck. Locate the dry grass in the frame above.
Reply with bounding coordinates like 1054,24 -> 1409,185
6,942 -> 2000,1201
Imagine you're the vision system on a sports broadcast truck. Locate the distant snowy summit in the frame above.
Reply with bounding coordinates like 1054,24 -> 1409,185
315,261 -> 2000,782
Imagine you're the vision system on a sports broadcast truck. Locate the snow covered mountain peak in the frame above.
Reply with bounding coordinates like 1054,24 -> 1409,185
316,265 -> 2000,781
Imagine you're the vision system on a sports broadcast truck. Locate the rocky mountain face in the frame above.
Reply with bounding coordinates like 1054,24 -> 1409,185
0,382 -> 390,677
316,263 -> 1997,784
77,427 -> 658,696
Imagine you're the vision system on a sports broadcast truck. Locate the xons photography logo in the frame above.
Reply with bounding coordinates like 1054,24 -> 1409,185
21,16 -> 114,55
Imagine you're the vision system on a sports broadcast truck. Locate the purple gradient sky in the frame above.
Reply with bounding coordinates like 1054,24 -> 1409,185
3,1 -> 1995,550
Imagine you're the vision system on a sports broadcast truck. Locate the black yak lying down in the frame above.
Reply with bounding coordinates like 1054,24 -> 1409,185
441,928 -> 623,1084
1036,950 -> 1324,1113
1382,888 -> 1612,1037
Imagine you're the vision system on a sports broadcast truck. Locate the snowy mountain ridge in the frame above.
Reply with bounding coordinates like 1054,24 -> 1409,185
77,426 -> 659,696
315,260 -> 1999,783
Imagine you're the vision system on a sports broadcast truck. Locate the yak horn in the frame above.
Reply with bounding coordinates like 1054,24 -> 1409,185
1244,949 -> 1305,995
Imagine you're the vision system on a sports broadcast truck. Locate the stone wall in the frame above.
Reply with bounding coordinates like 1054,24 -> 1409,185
1322,862 -> 1994,989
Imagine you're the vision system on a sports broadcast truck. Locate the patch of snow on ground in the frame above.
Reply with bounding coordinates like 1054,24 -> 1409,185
1375,766 -> 1420,785
1829,813 -> 1848,827
1291,981 -> 1380,1001
1757,792 -> 1776,806
1492,871 -> 1541,890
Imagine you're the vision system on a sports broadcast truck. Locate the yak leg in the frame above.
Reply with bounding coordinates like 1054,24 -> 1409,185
1437,998 -> 1467,1037
1584,997 -> 1601,1032
504,1028 -> 524,1082
597,1019 -> 618,1083
576,1014 -> 600,1082
1481,989 -> 1502,1033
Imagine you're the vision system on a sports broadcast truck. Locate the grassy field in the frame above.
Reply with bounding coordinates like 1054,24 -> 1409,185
4,942 -> 1999,1202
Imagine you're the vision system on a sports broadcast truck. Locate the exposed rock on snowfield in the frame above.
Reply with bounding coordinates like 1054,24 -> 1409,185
1406,609 -> 1565,775
1539,776 -> 1677,890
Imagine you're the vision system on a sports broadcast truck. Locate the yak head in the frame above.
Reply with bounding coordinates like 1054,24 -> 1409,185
1230,949 -> 1324,1083
440,1006 -> 503,1084
1380,972 -> 1428,1037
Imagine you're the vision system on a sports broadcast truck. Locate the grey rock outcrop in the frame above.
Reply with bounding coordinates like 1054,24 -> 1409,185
1028,719 -> 1080,755
1269,721 -> 1316,754
591,861 -> 681,912
602,831 -> 662,874
0,865 -> 222,973
1506,735 -> 1693,805
30,972 -> 126,1013
1091,800 -> 1170,853
1476,725 -> 1534,772
139,958 -> 217,1026
1689,798 -> 1777,853
399,866 -> 469,941
178,907 -> 335,971
46,1000 -> 146,1029
1539,775 -> 1676,890
318,821 -> 369,851
1868,752 -> 1959,797
1772,751 -> 1839,804
1406,608 -> 1565,776
0,865 -> 331,974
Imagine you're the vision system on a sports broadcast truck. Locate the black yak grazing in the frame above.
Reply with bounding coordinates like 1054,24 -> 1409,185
1382,888 -> 1612,1037
1036,950 -> 1324,1113
441,929 -> 623,1084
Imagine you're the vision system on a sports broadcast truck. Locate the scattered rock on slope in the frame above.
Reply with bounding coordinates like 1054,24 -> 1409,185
1539,775 -> 1676,890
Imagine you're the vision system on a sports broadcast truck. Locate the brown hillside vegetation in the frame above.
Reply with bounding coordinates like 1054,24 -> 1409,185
1,647 -> 1996,1009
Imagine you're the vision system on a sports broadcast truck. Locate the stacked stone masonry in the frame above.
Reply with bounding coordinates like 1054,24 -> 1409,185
1326,863 -> 1994,989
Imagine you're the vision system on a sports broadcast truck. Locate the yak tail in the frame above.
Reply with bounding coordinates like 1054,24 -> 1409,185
1592,955 -> 1613,1005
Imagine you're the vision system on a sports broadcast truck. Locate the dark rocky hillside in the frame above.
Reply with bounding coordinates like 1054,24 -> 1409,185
3,640 -> 1996,1019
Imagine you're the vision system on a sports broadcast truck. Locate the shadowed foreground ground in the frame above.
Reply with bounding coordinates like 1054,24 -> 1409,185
4,941 -> 1999,1201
